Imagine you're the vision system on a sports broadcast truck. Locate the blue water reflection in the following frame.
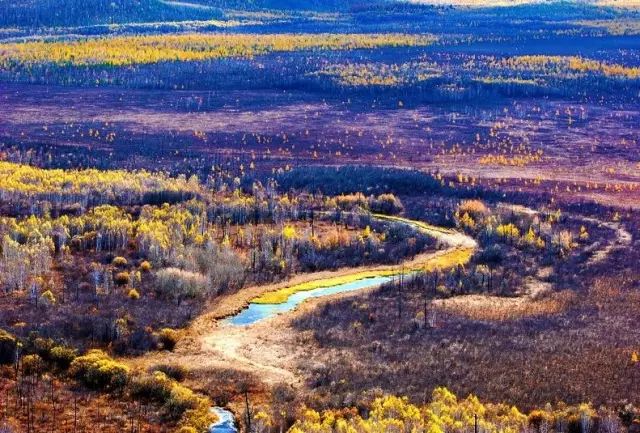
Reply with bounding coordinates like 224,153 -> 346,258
227,275 -> 395,326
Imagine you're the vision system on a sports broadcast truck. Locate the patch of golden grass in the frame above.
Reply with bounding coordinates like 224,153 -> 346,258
435,290 -> 576,321
372,213 -> 457,234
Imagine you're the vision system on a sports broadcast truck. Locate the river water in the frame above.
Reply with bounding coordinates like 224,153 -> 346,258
210,407 -> 237,433
226,274 -> 396,326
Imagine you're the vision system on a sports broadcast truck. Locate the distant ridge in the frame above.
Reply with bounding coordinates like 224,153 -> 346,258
0,0 -> 629,28
0,0 -> 221,27
0,0 -> 385,28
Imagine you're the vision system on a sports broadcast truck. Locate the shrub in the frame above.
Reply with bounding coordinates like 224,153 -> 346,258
114,271 -> 130,286
529,409 -> 554,428
87,359 -> 129,389
178,402 -> 216,432
69,349 -> 129,390
202,248 -> 246,293
458,200 -> 488,218
30,336 -> 55,359
130,371 -> 173,402
129,370 -> 213,430
112,256 -> 128,267
128,288 -> 140,300
39,290 -> 56,307
496,223 -> 520,240
336,193 -> 368,210
139,260 -> 153,272
127,369 -> 214,430
369,193 -> 404,215
154,364 -> 188,382
478,245 -> 505,269
457,211 -> 476,230
579,226 -> 590,241
50,346 -> 77,370
164,383 -> 201,419
22,354 -> 44,376
0,329 -> 17,365
155,268 -> 208,300
158,328 -> 180,351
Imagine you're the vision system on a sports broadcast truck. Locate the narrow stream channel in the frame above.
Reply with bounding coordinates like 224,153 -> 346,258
226,274 -> 396,326
210,407 -> 238,433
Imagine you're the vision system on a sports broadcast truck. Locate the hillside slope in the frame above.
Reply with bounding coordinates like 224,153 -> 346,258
0,0 -> 221,27
0,0 -> 627,31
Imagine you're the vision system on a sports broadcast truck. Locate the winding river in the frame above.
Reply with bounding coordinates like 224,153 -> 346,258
225,215 -> 477,327
209,407 -> 238,433
227,274 -> 395,325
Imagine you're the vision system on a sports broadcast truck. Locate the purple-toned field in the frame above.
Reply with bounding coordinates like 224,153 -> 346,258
2,82 -> 639,206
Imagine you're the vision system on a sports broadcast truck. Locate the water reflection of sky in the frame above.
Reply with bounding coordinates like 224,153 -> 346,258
210,407 -> 237,433
226,275 -> 395,326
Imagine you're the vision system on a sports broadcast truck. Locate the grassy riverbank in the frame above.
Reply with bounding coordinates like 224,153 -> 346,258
252,247 -> 474,304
